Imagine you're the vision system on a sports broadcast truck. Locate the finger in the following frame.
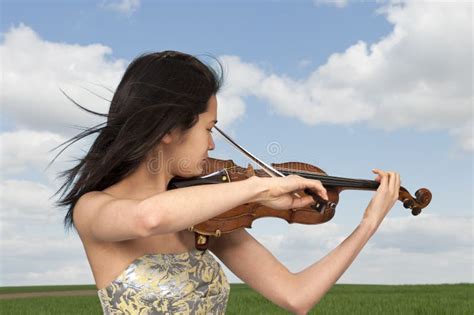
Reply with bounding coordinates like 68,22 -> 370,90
395,172 -> 401,193
308,180 -> 328,200
372,169 -> 384,181
373,169 -> 388,188
389,172 -> 400,201
372,168 -> 386,176
388,171 -> 396,194
388,172 -> 400,201
292,195 -> 314,208
380,171 -> 389,190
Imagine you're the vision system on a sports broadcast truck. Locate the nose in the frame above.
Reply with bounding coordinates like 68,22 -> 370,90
208,134 -> 215,151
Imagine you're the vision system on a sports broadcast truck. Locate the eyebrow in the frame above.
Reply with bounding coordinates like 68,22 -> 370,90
212,120 -> 218,124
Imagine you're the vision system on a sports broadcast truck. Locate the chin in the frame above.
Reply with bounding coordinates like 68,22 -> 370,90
196,165 -> 205,176
178,165 -> 203,178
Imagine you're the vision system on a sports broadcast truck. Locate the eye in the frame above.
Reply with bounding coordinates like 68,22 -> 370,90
207,128 -> 213,134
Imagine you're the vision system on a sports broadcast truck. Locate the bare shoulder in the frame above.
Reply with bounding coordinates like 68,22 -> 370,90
73,189 -> 149,242
73,191 -> 115,236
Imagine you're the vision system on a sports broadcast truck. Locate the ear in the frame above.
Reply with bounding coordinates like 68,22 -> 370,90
161,132 -> 173,144
161,128 -> 182,145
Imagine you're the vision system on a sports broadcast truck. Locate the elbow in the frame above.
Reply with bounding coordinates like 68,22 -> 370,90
286,299 -> 311,315
136,200 -> 165,238
284,278 -> 317,315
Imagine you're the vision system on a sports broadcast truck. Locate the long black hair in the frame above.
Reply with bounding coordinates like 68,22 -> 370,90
50,50 -> 224,232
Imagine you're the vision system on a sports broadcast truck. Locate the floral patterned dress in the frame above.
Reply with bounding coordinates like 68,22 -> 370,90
98,249 -> 230,314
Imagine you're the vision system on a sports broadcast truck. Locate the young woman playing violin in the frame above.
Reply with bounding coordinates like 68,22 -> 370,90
54,50 -> 400,315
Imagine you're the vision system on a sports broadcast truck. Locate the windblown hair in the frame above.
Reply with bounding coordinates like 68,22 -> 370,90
50,50 -> 224,232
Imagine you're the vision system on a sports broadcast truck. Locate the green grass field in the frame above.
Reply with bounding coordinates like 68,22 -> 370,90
0,283 -> 472,314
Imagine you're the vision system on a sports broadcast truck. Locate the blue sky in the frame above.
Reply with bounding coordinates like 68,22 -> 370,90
2,1 -> 391,66
0,0 -> 472,286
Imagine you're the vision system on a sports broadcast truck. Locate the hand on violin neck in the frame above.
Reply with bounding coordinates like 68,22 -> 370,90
253,175 -> 328,210
361,169 -> 401,229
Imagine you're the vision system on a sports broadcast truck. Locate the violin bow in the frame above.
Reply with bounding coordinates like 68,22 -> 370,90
213,126 -> 332,213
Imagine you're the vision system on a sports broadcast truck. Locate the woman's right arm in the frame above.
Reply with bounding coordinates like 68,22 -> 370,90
74,175 -> 327,242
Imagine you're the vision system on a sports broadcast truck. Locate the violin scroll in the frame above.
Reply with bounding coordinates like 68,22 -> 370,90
400,187 -> 432,216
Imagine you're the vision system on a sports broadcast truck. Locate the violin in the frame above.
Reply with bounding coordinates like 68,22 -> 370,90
168,127 -> 432,250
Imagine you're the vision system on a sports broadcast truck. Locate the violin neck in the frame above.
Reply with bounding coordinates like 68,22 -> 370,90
168,167 -> 379,192
280,170 -> 379,191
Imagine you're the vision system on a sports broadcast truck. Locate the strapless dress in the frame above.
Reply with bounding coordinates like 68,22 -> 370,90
97,248 -> 230,314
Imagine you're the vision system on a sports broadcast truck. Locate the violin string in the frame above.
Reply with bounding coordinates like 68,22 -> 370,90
219,161 -> 378,188
300,173 -> 378,188
276,167 -> 379,188
276,167 -> 373,183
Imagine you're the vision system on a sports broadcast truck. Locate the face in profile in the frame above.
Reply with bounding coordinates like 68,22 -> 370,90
163,95 -> 218,178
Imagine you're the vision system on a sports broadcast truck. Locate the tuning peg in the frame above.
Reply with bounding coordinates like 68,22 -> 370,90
411,207 -> 422,216
403,198 -> 414,209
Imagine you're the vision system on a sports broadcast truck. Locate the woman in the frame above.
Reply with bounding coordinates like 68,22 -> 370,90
53,50 -> 400,314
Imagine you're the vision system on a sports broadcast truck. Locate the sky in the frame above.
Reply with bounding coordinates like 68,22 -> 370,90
0,0 -> 472,287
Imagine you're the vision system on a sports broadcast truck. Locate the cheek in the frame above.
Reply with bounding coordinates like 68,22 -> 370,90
192,131 -> 209,148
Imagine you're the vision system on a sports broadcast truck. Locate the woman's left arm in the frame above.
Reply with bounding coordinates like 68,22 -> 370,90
211,170 -> 398,315
210,222 -> 376,315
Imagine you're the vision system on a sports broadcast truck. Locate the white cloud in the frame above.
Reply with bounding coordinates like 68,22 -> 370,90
20,264 -> 93,285
341,246 -> 472,284
0,179 -> 93,286
216,56 -> 266,128
0,179 -> 61,223
100,0 -> 141,15
2,2 -> 472,152
0,24 -> 243,139
221,1 -> 473,151
0,128 -> 93,201
449,122 -> 473,152
0,24 -> 125,135
371,214 -> 473,253
0,169 -> 89,285
0,232 -> 94,286
253,214 -> 473,284
3,6 -> 471,152
298,59 -> 313,69
0,130 -> 66,177
313,0 -> 348,9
